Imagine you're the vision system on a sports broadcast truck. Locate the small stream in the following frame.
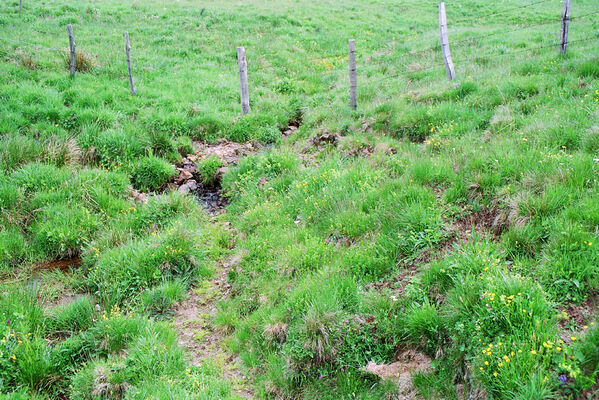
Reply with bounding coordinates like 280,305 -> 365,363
193,184 -> 228,216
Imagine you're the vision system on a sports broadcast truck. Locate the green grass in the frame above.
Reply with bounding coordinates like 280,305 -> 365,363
198,155 -> 224,186
1,0 -> 599,398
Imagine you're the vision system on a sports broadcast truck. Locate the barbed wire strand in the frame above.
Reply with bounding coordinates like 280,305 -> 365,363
0,35 -> 62,52
282,28 -> 599,85
408,18 -> 559,57
0,5 -> 596,98
373,10 -> 599,61
304,8 -> 597,70
451,0 -> 558,25
323,38 -> 599,105
362,35 -> 599,86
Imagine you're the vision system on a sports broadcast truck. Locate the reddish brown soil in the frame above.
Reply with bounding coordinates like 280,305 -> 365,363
558,293 -> 599,345
35,257 -> 81,272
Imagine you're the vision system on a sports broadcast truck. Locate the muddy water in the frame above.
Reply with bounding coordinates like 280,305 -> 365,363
194,184 -> 228,216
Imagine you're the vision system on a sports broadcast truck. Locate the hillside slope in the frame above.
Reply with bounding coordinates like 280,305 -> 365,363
1,0 -> 599,398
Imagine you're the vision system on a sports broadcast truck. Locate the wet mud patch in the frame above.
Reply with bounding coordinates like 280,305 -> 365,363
28,257 -> 81,288
25,258 -> 85,308
195,184 -> 228,215
34,257 -> 82,273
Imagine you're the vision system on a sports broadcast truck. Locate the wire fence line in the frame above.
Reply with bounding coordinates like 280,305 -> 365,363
286,32 -> 599,105
320,2 -> 588,74
357,0 -> 563,44
0,35 -> 62,52
304,4 -> 596,61
0,0 -> 597,111
407,10 -> 599,57
451,0 -> 559,25
315,16 -> 598,87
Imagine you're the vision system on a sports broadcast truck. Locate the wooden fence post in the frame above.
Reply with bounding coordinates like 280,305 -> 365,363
438,2 -> 455,80
560,0 -> 571,55
67,24 -> 76,76
125,31 -> 135,95
19,0 -> 21,13
348,39 -> 357,110
237,46 -> 250,114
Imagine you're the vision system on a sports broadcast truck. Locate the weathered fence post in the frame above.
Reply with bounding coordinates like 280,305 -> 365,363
125,31 -> 135,95
560,0 -> 571,55
438,2 -> 455,80
19,0 -> 21,13
237,46 -> 250,114
348,39 -> 357,110
67,24 -> 76,76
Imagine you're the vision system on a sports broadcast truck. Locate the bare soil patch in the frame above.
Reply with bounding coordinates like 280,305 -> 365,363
367,206 -> 507,312
194,140 -> 261,165
362,347 -> 432,400
173,250 -> 253,398
34,257 -> 82,273
450,207 -> 509,243
557,293 -> 599,345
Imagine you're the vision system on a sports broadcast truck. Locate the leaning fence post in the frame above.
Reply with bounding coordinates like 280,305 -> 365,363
560,0 -> 571,55
438,2 -> 455,80
125,31 -> 135,95
348,39 -> 357,110
237,46 -> 250,114
67,24 -> 76,76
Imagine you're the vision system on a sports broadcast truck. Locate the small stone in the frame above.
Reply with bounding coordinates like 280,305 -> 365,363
178,179 -> 197,194
130,189 -> 148,204
186,179 -> 198,191
178,169 -> 194,182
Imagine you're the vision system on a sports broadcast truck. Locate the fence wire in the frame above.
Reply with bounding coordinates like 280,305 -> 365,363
0,0 -> 597,107
451,0 -> 559,25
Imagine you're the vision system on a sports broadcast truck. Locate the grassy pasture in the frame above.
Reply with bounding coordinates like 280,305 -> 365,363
1,0 -> 599,398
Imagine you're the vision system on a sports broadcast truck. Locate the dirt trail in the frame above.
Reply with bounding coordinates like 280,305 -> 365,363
172,140 -> 259,398
174,250 -> 253,398
171,133 -> 309,398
